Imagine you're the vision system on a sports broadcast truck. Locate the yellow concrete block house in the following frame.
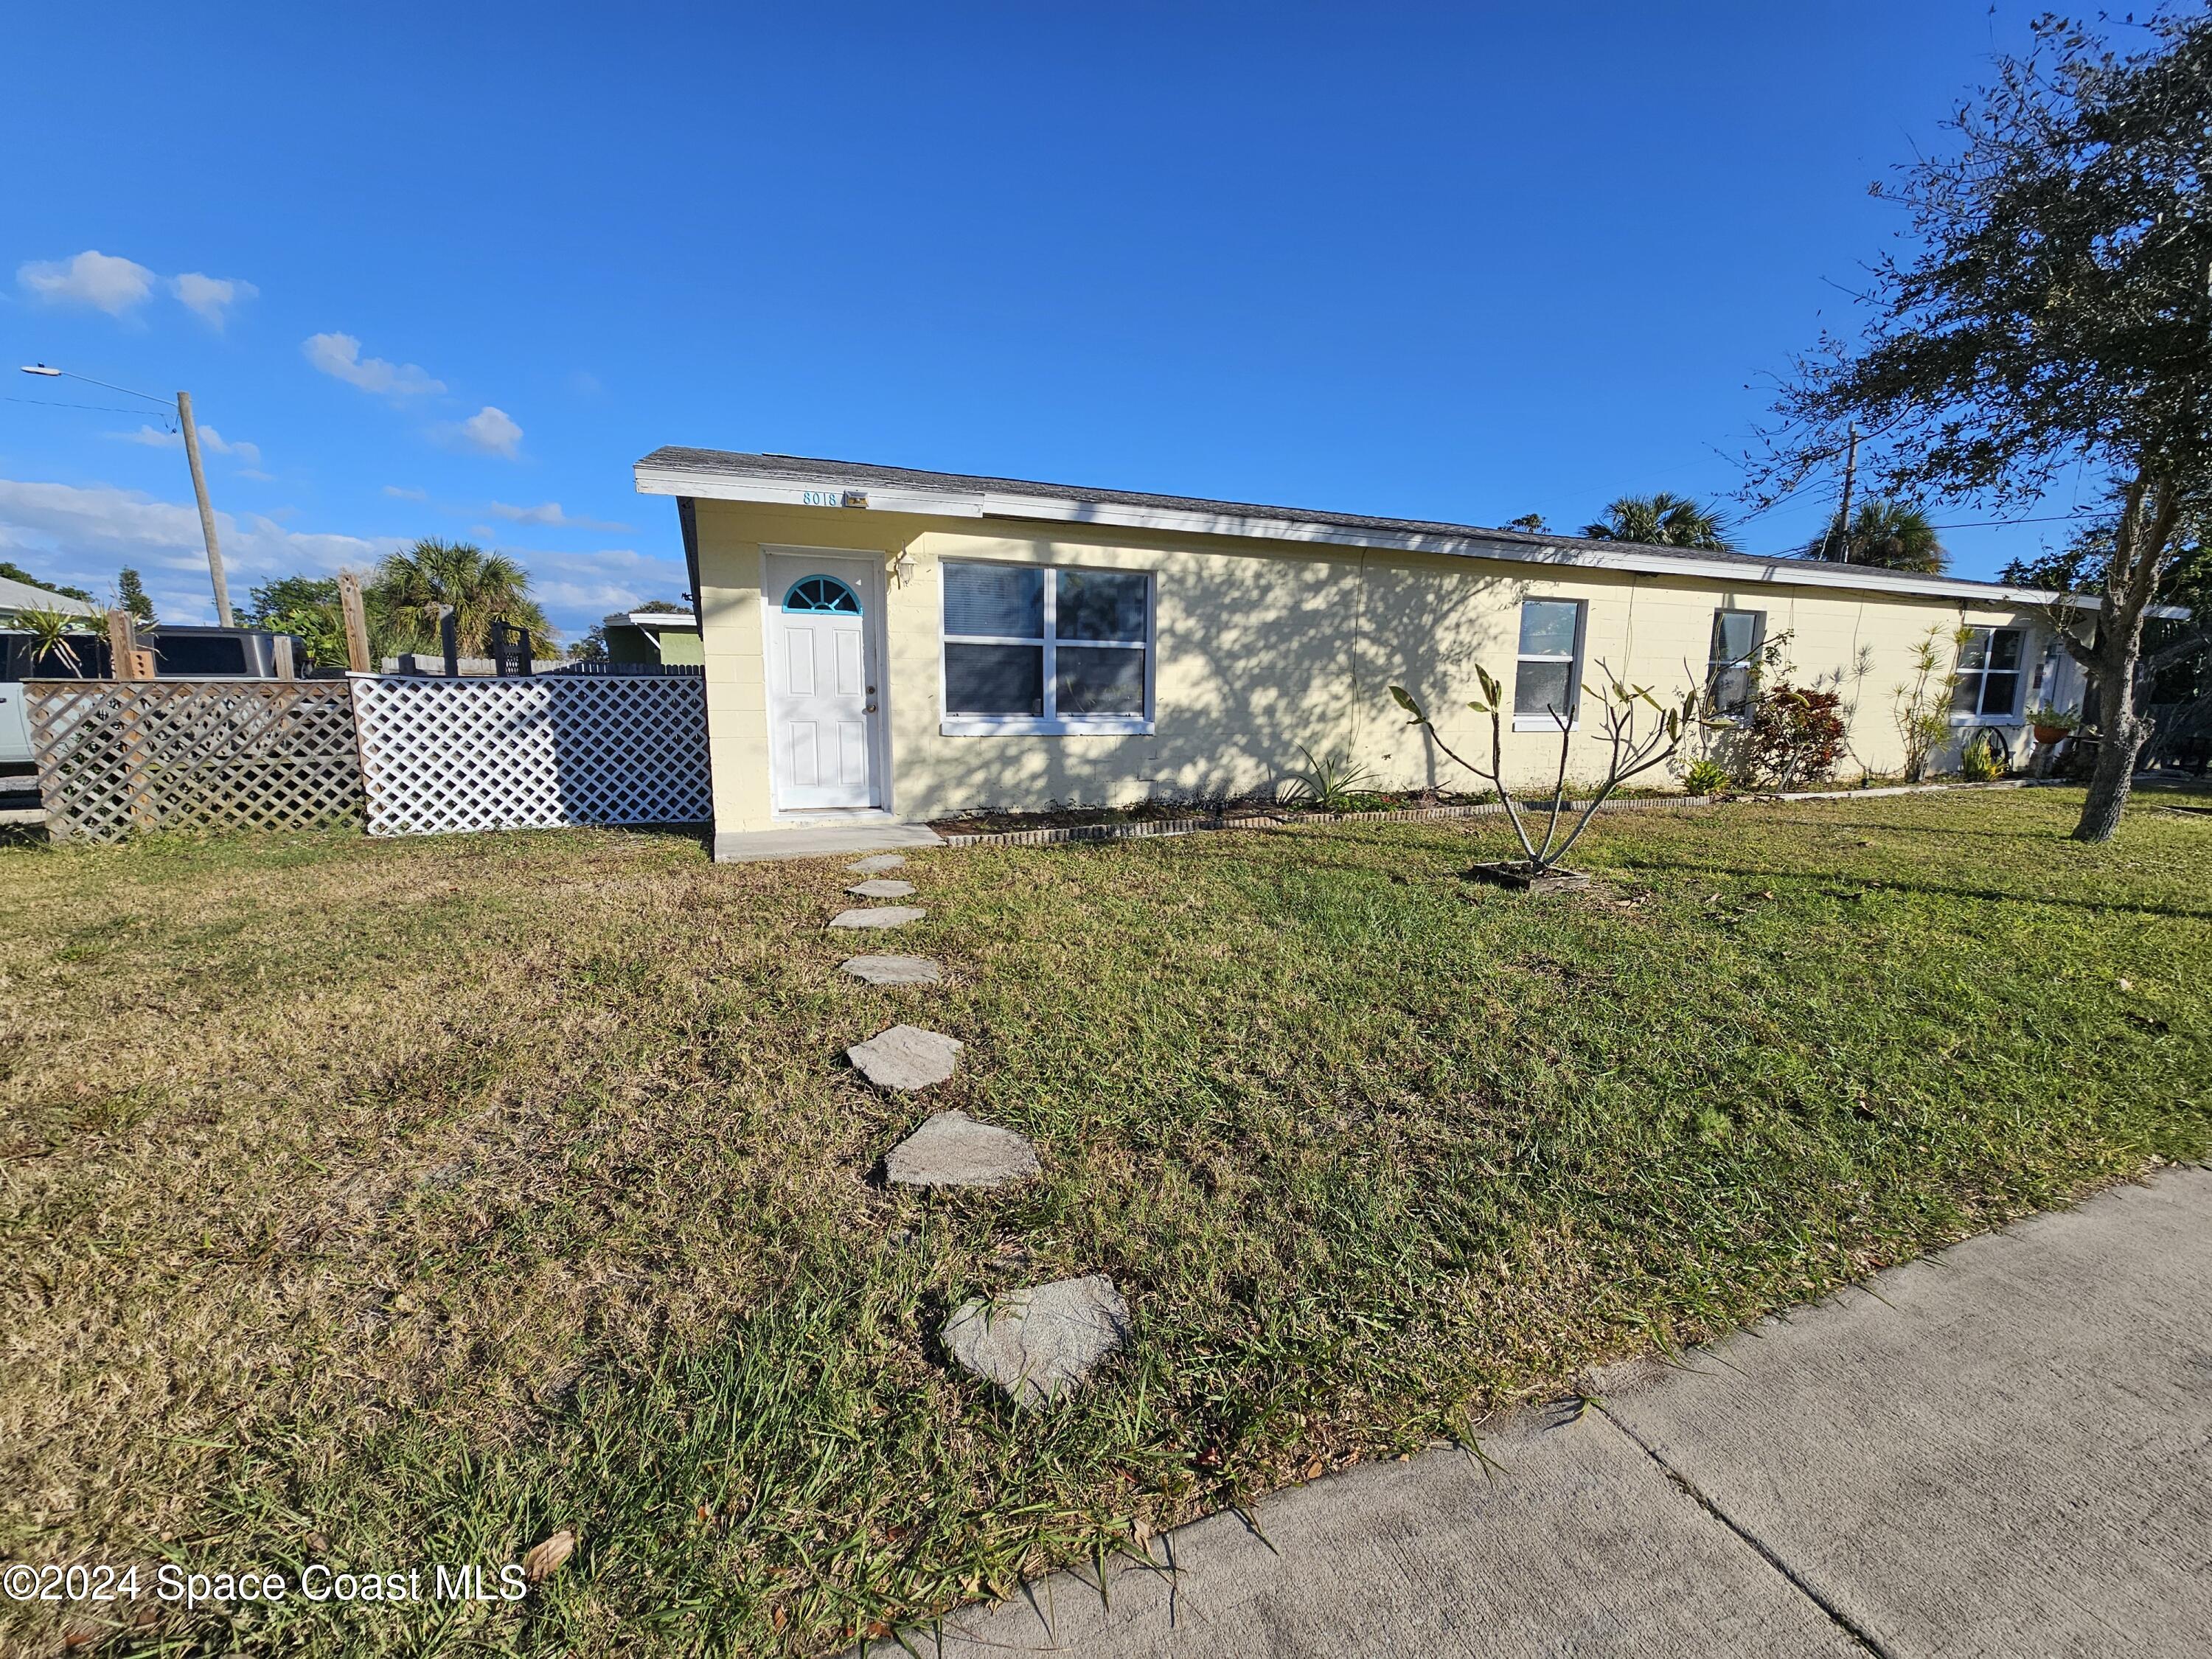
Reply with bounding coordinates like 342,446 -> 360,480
634,448 -> 2081,860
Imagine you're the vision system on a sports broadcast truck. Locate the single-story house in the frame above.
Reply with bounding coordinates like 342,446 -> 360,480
633,448 -> 2093,860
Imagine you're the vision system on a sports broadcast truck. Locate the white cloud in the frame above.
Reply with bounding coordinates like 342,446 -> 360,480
515,548 -> 692,627
0,476 -> 676,636
485,499 -> 630,532
453,406 -> 524,459
0,476 -> 400,625
302,332 -> 445,397
113,422 -> 262,469
383,484 -> 428,500
18,250 -> 156,315
172,272 -> 259,329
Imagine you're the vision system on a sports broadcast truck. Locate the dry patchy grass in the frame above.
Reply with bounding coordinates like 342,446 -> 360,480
1,787 -> 2207,1654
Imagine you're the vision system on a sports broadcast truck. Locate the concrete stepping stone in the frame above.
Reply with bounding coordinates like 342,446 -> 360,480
942,1275 -> 1131,1406
884,1109 -> 1040,1188
841,954 -> 942,987
846,1023 -> 961,1091
829,906 -> 926,931
846,854 -> 908,874
846,878 -> 917,899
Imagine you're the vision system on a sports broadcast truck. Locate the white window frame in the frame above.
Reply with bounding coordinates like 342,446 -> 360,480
1512,597 -> 1586,731
1952,625 -> 2028,725
939,561 -> 1155,737
1705,608 -> 1766,720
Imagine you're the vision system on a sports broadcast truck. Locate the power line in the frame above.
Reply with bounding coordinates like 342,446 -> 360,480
3,394 -> 178,422
1924,512 -> 2098,529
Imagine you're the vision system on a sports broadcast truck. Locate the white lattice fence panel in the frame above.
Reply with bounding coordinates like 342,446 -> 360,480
28,680 -> 364,843
352,674 -> 711,835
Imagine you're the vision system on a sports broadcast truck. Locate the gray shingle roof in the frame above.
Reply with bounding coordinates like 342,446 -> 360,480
635,446 -> 2035,599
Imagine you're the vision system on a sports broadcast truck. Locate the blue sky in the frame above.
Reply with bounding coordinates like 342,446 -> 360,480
1,2 -> 2087,639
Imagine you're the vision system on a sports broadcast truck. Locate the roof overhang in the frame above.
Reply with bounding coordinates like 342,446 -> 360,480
636,455 -> 2168,615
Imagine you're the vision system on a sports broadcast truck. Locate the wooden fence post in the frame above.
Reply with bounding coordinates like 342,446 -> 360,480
106,608 -> 143,681
337,572 -> 372,673
273,634 -> 296,681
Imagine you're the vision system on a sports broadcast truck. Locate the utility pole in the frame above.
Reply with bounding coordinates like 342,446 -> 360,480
175,391 -> 234,626
1831,424 -> 1860,563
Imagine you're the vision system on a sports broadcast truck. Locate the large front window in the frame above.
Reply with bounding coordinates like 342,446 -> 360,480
1513,598 -> 1585,728
1953,627 -> 2025,719
941,562 -> 1152,734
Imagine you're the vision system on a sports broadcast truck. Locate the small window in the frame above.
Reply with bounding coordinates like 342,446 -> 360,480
1514,598 -> 1585,728
1706,609 -> 1765,716
1952,626 -> 2024,719
151,634 -> 248,676
941,563 -> 1150,732
782,575 -> 861,614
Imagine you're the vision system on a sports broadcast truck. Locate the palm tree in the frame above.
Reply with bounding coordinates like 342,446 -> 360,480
1802,498 -> 1948,573
1580,493 -> 1737,551
370,539 -> 553,655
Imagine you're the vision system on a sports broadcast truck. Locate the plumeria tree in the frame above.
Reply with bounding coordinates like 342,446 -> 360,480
1391,665 -> 1704,876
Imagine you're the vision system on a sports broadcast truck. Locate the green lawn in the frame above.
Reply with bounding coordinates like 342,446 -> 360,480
3,787 -> 2207,1655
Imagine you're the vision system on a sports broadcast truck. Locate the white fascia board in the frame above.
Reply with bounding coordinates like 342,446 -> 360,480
634,465 -> 984,519
635,462 -> 2144,612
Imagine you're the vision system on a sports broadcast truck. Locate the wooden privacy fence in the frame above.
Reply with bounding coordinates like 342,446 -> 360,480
27,672 -> 712,843
351,672 -> 711,835
29,680 -> 364,842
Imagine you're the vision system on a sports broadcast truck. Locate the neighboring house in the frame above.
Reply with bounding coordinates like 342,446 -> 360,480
0,574 -> 102,622
602,610 -> 703,667
633,448 -> 2101,859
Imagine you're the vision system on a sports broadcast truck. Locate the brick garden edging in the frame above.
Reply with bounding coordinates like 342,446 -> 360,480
932,779 -> 2047,850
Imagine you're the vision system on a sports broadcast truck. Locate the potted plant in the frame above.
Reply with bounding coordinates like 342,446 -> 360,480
2026,703 -> 2079,745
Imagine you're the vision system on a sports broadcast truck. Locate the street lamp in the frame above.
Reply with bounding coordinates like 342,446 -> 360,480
17,362 -> 234,627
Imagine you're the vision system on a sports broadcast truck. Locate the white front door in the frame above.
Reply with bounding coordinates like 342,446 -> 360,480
764,554 -> 881,812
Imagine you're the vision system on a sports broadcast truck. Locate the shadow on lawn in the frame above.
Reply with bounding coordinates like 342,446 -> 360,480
1615,854 -> 2212,922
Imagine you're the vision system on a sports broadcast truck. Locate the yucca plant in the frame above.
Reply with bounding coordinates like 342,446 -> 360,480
13,605 -> 97,675
1683,756 -> 1732,796
1280,743 -> 1379,813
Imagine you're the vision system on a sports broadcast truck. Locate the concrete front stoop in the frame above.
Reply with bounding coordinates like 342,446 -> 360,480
714,821 -> 945,863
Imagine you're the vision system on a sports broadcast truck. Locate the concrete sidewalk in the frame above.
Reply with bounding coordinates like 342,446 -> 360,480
882,1167 -> 2212,1658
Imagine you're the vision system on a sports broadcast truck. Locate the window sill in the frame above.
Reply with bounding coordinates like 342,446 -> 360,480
940,716 -> 1154,737
1511,716 -> 1582,734
1950,715 -> 2024,728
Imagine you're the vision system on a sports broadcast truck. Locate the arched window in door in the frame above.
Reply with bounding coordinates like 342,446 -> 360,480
782,574 -> 862,615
